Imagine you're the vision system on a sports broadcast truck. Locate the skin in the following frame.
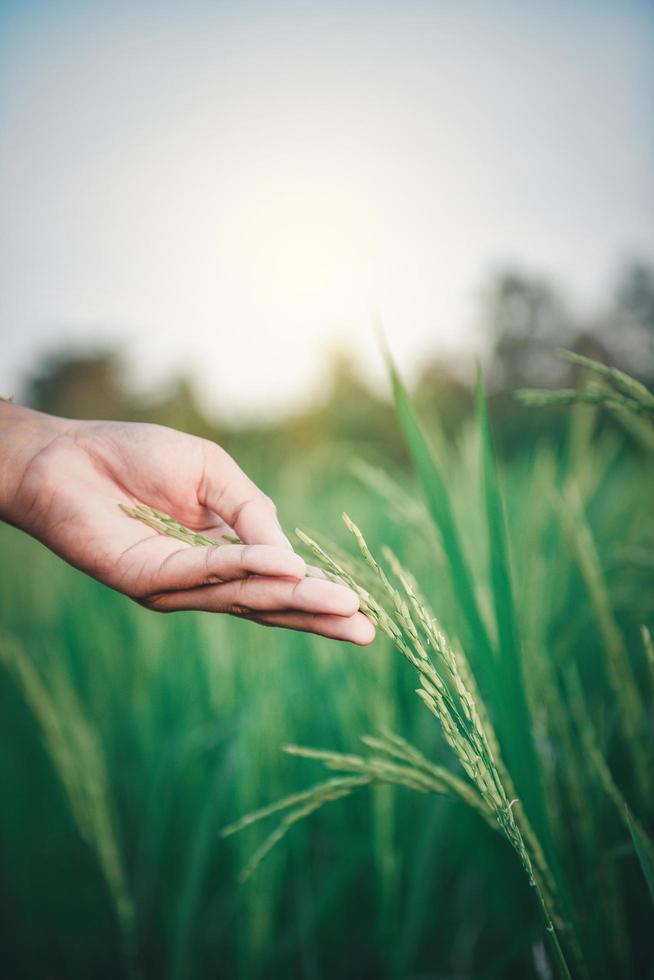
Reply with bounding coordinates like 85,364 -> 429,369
0,400 -> 375,645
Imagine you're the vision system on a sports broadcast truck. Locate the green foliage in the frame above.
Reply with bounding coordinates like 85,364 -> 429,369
0,634 -> 133,945
475,373 -> 553,861
1,356 -> 654,979
381,338 -> 498,704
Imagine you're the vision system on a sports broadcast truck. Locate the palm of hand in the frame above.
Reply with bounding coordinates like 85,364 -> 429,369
17,419 -> 374,644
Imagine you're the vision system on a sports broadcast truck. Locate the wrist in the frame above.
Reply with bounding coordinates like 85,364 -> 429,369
0,401 -> 74,527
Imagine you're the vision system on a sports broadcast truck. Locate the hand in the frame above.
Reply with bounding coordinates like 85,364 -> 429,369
0,402 -> 375,644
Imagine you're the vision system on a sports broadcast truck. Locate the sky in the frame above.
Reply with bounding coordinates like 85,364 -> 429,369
1,0 -> 653,421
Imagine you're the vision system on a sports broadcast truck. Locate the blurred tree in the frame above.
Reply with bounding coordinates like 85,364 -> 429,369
19,259 -> 654,469
484,271 -> 575,391
23,350 -> 222,442
615,261 -> 654,332
480,260 -> 654,455
146,377 -> 221,442
600,261 -> 654,381
25,350 -> 132,421
478,271 -> 575,455
283,350 -> 404,462
414,359 -> 471,441
483,261 -> 654,392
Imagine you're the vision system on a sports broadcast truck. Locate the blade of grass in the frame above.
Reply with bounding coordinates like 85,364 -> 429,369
475,375 -> 552,851
642,626 -> 654,704
379,339 -> 498,710
566,664 -> 654,913
382,344 -> 559,877
625,806 -> 654,908
0,634 -> 134,952
554,485 -> 652,802
476,376 -> 585,971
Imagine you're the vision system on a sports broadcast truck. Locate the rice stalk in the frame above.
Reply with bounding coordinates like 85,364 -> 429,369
553,486 -> 651,802
221,775 -> 372,841
476,375 -> 558,880
284,520 -> 570,978
350,460 -> 433,536
0,634 -> 134,946
121,480 -> 572,973
284,740 -> 496,828
119,503 -> 240,546
361,730 -> 492,822
559,351 -> 654,412
516,385 -> 648,416
220,775 -> 372,882
517,350 -> 654,421
591,748 -> 654,872
564,666 -> 654,907
624,807 -> 654,907
379,339 -> 500,712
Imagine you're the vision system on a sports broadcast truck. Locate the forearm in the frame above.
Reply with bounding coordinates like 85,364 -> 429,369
0,400 -> 72,527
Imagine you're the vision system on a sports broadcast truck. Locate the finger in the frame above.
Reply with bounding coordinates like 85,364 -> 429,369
306,564 -> 328,579
150,575 -> 360,616
150,543 -> 306,593
199,444 -> 292,549
247,610 -> 376,645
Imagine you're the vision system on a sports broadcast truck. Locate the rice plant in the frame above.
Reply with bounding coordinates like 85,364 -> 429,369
517,349 -> 654,419
2,351 -> 653,978
106,352 -> 654,979
0,634 -> 134,954
225,516 -> 572,978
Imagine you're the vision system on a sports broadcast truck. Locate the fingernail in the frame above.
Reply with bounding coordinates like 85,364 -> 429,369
353,615 -> 376,646
300,579 -> 359,615
286,554 -> 307,578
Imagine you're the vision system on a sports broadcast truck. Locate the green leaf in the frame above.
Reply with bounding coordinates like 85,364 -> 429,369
475,373 -> 553,857
382,346 -> 578,969
477,378 -> 581,959
625,805 -> 654,907
380,341 -> 497,705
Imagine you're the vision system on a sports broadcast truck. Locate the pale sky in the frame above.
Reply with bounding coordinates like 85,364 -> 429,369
1,0 -> 653,420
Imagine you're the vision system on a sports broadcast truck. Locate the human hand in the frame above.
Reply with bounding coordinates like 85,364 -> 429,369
0,402 -> 375,644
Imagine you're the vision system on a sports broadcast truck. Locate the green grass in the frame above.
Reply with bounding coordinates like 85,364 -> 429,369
1,360 -> 653,979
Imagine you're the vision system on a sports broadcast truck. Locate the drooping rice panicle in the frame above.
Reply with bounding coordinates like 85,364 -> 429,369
295,518 -> 570,977
559,349 -> 654,412
220,774 -> 372,840
516,350 -> 654,421
516,385 -> 646,415
234,781 -> 370,883
361,731 -> 487,809
284,745 -> 437,794
119,503 -> 240,546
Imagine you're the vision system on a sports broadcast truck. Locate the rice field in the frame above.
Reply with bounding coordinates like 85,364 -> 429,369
1,356 -> 653,979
